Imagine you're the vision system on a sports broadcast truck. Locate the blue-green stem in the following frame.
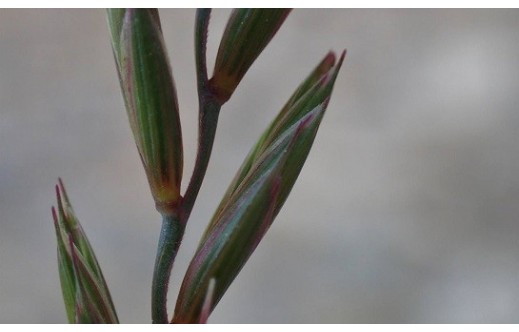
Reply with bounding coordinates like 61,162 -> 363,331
180,98 -> 220,222
179,8 -> 221,223
152,214 -> 185,323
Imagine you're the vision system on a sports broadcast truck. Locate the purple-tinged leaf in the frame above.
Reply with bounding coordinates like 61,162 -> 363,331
53,180 -> 119,323
173,161 -> 283,323
108,9 -> 183,214
215,51 -> 345,225
209,9 -> 292,104
174,51 -> 345,322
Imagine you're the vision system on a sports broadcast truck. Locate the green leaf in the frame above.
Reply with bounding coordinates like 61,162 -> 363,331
209,9 -> 292,104
173,156 -> 283,323
173,51 -> 345,323
213,51 -> 345,228
52,180 -> 119,323
108,9 -> 183,214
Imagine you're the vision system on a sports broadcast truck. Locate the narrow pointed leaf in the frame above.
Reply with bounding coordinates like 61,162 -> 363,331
209,9 -> 292,104
174,51 -> 345,322
56,180 -> 117,319
56,180 -> 104,279
174,111 -> 318,322
209,109 -> 319,235
108,9 -> 183,214
53,180 -> 119,323
215,51 -> 345,224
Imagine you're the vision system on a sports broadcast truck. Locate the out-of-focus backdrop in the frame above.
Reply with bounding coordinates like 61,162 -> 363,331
2,9 -> 519,323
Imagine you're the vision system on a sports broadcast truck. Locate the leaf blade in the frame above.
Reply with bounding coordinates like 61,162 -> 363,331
109,9 -> 183,214
214,51 -> 345,225
174,51 -> 345,322
209,9 -> 292,104
52,180 -> 119,323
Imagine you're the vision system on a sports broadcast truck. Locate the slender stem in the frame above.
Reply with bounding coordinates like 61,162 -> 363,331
180,8 -> 220,223
194,9 -> 211,91
152,214 -> 185,324
180,97 -> 220,222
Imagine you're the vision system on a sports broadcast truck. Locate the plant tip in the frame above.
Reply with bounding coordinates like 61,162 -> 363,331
323,51 -> 336,67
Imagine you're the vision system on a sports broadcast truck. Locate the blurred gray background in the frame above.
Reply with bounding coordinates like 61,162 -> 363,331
2,9 -> 519,323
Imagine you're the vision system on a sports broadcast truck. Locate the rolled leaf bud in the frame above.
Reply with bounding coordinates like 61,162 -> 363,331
215,51 -> 345,219
107,9 -> 183,214
52,179 -> 119,323
174,51 -> 345,322
209,9 -> 291,104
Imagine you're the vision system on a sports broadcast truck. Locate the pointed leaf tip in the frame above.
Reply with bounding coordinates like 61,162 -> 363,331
58,177 -> 69,203
52,180 -> 119,323
210,9 -> 292,104
322,51 -> 336,68
216,51 -> 345,207
174,49 -> 345,322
